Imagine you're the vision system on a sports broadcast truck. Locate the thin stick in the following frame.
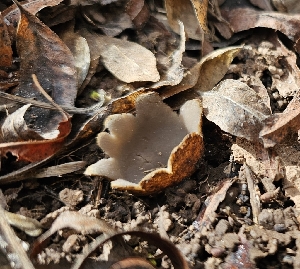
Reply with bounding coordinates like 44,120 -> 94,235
32,74 -> 69,121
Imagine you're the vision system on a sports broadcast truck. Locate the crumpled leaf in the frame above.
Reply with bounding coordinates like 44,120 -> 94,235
161,46 -> 241,99
0,80 -> 71,163
0,104 -> 45,142
0,13 -> 12,67
221,8 -> 300,54
80,29 -> 159,83
85,92 -> 203,195
151,21 -> 185,89
165,0 -> 202,40
200,79 -> 271,141
3,0 -> 64,40
10,1 -> 76,149
260,97 -> 300,147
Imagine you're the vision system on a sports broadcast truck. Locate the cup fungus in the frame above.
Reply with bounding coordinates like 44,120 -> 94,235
85,92 -> 204,195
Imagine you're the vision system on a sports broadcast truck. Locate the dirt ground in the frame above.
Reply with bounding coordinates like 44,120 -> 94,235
1,0 -> 300,269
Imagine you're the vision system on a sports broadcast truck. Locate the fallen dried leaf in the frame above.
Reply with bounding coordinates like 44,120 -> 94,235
12,1 -> 76,142
190,0 -> 209,34
165,0 -> 202,40
272,0 -> 300,13
126,0 -> 150,29
194,178 -> 234,232
80,29 -> 159,83
161,46 -> 241,99
3,0 -> 64,40
244,164 -> 261,224
151,21 -> 185,89
85,92 -> 203,194
0,13 -> 12,67
200,79 -> 271,141
221,8 -> 300,53
260,98 -> 300,147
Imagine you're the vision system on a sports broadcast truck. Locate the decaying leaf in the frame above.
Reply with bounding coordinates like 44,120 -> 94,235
200,79 -> 271,141
85,92 -> 203,195
161,46 -> 241,99
13,1 -> 76,136
3,0 -> 64,40
0,102 -> 71,162
0,13 -> 12,67
80,29 -> 159,83
221,8 -> 300,54
260,98 -> 300,147
194,178 -> 234,232
126,0 -> 150,29
151,21 -> 185,89
243,164 -> 261,224
165,0 -> 202,40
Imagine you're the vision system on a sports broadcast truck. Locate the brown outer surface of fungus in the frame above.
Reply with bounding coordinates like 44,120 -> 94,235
85,92 -> 203,195
113,133 -> 204,195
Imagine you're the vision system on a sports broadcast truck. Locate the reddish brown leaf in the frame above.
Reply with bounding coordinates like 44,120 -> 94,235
0,115 -> 71,162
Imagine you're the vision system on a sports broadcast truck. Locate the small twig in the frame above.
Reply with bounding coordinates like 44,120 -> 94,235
0,90 -> 104,115
32,74 -> 69,121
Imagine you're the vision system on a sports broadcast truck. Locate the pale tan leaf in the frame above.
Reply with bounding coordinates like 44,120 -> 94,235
165,0 -> 201,40
200,79 -> 271,141
80,30 -> 159,83
161,46 -> 241,99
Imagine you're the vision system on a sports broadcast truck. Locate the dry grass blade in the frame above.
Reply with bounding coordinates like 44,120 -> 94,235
31,211 -> 116,258
0,206 -> 35,269
73,230 -> 190,269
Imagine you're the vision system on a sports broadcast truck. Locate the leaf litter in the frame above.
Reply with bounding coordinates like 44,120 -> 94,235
1,0 -> 300,268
